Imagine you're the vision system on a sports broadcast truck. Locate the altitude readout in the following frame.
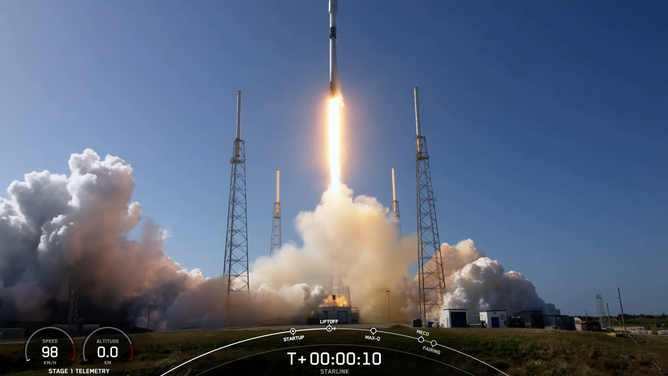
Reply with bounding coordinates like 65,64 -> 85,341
288,352 -> 381,366
82,327 -> 133,365
24,327 -> 76,366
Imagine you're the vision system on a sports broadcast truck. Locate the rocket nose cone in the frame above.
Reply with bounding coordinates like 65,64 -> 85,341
329,0 -> 338,14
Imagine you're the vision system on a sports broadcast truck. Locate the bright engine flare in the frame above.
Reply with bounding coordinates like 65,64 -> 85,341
329,97 -> 342,191
322,293 -> 349,308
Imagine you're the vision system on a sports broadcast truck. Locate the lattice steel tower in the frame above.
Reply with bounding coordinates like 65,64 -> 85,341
223,91 -> 250,302
414,87 -> 446,325
67,289 -> 78,325
324,240 -> 351,307
390,168 -> 402,238
270,169 -> 282,257
596,293 -> 610,329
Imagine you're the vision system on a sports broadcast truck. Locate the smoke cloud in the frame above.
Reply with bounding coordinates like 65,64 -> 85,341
0,149 -> 545,329
439,240 -> 546,314
0,150 -> 204,324
165,185 -> 419,328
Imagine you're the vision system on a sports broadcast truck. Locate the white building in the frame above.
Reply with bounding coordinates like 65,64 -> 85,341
440,309 -> 469,328
479,310 -> 507,328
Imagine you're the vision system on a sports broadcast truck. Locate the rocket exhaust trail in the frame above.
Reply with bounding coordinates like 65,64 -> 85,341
329,98 -> 341,191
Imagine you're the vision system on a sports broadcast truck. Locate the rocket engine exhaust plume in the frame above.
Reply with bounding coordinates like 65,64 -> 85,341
327,0 -> 343,192
0,150 -> 546,328
329,97 -> 342,192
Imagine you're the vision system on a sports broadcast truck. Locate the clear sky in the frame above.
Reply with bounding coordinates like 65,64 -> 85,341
1,1 -> 666,316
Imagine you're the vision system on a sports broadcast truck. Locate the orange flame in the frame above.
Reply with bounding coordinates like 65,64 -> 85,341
328,97 -> 342,192
322,294 -> 349,307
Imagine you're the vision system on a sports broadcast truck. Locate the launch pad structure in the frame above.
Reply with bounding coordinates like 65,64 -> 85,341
270,170 -> 282,257
223,90 -> 250,303
414,87 -> 447,325
68,289 -> 78,325
391,168 -> 402,238
323,237 -> 352,308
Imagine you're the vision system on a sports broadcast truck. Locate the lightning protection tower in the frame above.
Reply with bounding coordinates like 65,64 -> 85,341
270,169 -> 282,256
223,91 -> 250,303
390,168 -> 402,238
596,293 -> 610,329
414,87 -> 446,326
67,289 -> 78,325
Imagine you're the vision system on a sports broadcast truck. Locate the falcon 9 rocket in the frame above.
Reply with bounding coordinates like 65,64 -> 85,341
329,0 -> 342,99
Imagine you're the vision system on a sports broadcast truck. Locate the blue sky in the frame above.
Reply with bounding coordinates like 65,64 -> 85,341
0,1 -> 666,316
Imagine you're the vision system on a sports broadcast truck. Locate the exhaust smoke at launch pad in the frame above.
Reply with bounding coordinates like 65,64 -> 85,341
0,150 -> 546,328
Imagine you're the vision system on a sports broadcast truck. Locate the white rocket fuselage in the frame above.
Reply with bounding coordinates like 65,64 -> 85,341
329,0 -> 341,99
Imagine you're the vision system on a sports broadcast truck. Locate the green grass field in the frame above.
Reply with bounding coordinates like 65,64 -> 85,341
582,315 -> 668,328
2,325 -> 667,376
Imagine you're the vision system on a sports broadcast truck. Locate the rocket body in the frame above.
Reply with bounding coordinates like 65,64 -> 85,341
329,0 -> 341,99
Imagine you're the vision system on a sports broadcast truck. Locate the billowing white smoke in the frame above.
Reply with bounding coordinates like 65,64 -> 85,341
166,185 -> 418,328
0,149 -> 414,328
0,149 -> 545,329
439,240 -> 545,314
407,240 -> 545,321
0,150 -> 205,324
